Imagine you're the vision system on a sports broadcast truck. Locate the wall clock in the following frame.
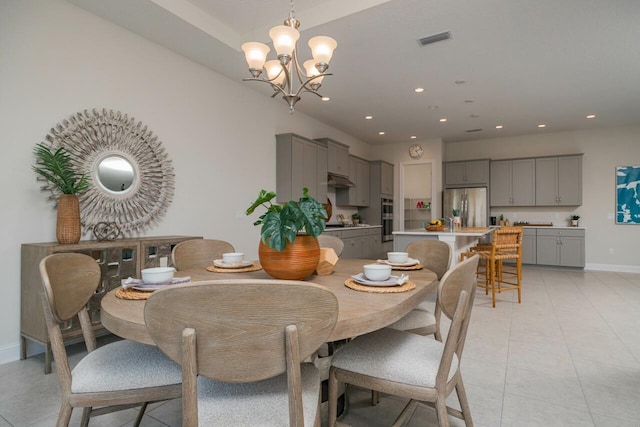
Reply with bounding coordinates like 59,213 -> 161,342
409,144 -> 423,159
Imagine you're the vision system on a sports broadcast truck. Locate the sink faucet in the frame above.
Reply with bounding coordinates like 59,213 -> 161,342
446,216 -> 454,232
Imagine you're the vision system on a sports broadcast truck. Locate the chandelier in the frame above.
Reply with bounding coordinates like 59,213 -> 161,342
241,1 -> 337,113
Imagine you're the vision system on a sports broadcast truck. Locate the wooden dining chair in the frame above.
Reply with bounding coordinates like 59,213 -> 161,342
39,253 -> 182,427
328,254 -> 479,427
387,240 -> 452,339
317,234 -> 345,256
171,239 -> 235,270
462,226 -> 523,307
144,279 -> 339,427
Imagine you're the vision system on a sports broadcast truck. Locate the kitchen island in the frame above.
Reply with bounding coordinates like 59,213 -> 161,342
393,227 -> 496,264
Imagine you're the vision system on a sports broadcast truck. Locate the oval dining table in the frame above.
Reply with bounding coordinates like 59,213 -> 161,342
100,258 -> 438,345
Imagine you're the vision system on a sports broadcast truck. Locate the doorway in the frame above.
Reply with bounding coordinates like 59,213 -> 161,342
399,162 -> 435,231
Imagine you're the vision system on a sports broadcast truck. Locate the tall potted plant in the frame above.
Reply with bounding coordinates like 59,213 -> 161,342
246,188 -> 327,280
32,143 -> 89,244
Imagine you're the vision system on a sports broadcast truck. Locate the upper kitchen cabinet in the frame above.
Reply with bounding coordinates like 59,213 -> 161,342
276,133 -> 327,203
535,155 -> 583,206
444,159 -> 490,187
337,155 -> 370,206
490,158 -> 535,206
315,138 -> 349,177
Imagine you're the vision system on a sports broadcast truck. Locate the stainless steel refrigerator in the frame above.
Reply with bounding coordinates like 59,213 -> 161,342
442,187 -> 488,228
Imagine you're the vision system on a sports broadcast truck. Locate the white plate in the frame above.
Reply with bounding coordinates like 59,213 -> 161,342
213,259 -> 253,269
132,284 -> 169,291
377,257 -> 420,267
351,273 -> 405,287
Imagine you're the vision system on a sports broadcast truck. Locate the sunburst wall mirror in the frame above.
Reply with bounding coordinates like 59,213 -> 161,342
41,108 -> 175,236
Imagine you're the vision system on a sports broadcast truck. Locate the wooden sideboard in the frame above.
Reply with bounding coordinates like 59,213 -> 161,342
21,235 -> 201,373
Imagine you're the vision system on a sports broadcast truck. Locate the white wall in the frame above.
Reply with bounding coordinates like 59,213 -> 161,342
0,0 -> 370,364
445,127 -> 640,270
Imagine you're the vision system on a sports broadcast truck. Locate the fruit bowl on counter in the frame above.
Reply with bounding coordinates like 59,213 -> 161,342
425,220 -> 445,231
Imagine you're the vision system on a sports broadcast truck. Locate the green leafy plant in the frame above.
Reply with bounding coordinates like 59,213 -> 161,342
351,212 -> 361,220
246,188 -> 327,251
571,215 -> 581,220
32,143 -> 89,194
452,209 -> 460,216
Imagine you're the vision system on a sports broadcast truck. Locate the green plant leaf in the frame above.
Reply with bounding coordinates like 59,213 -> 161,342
32,143 -> 89,194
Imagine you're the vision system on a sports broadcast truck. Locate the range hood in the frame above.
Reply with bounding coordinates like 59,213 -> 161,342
328,173 -> 355,188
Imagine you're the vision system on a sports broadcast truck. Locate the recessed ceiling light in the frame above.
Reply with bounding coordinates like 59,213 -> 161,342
538,124 -> 546,128
321,97 -> 330,101
496,125 -> 503,129
365,115 -> 373,120
378,131 -> 385,135
586,114 -> 596,119
410,135 -> 417,139
439,118 -> 447,123
414,87 -> 425,93
455,80 -> 466,85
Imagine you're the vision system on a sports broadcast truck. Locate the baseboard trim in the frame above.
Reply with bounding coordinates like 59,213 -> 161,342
0,342 -> 20,366
585,263 -> 640,273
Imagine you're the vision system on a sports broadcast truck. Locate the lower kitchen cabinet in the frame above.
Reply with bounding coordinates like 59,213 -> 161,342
322,227 -> 382,259
521,228 -> 536,264
536,228 -> 585,267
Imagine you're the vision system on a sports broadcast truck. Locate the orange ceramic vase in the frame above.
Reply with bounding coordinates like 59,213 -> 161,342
258,235 -> 320,280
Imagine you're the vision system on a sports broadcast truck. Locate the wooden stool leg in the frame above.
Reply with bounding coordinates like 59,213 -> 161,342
490,257 -> 497,308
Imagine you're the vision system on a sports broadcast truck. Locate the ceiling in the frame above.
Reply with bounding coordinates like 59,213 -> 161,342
68,0 -> 640,145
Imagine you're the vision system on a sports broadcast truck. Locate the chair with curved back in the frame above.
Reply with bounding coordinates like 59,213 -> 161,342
317,234 -> 344,256
171,239 -> 235,270
328,254 -> 479,427
144,279 -> 339,427
387,240 -> 452,339
39,253 -> 181,427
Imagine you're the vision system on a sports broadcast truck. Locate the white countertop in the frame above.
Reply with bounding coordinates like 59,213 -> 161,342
393,227 -> 495,237
519,225 -> 586,229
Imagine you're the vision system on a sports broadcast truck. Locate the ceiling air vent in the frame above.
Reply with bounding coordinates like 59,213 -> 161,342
466,128 -> 483,133
418,31 -> 452,47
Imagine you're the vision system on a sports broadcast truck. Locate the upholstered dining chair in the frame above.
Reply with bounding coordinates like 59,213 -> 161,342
39,253 -> 182,427
388,240 -> 452,339
328,254 -> 479,427
171,238 -> 235,270
317,234 -> 345,256
144,279 -> 339,427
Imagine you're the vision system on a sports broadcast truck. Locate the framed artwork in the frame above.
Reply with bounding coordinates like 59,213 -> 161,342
616,166 -> 640,224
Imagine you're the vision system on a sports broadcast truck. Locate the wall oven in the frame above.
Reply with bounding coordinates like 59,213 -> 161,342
381,198 -> 394,242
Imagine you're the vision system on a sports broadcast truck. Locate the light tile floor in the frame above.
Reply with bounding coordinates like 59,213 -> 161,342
1,266 -> 640,426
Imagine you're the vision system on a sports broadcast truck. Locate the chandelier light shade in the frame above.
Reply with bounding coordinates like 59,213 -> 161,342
240,1 -> 337,113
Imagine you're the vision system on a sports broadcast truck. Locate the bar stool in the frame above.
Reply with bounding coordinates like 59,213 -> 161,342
462,226 -> 523,307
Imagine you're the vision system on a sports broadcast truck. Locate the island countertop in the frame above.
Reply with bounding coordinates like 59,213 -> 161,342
393,227 -> 495,237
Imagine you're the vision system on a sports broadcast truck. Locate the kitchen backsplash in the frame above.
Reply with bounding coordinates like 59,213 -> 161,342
490,206 -> 583,227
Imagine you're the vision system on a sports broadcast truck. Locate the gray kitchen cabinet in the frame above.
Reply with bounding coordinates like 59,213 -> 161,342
337,155 -> 370,206
490,158 -> 535,206
322,227 -> 382,259
535,155 -> 582,206
444,159 -> 490,187
276,133 -> 327,203
360,160 -> 394,226
315,138 -> 350,178
536,228 -> 585,267
521,228 -> 536,264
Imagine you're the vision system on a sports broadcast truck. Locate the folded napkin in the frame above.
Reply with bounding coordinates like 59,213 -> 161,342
121,276 -> 191,289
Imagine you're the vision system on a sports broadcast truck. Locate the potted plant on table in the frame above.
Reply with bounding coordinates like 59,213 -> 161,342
452,209 -> 461,230
32,143 -> 89,244
246,188 -> 327,280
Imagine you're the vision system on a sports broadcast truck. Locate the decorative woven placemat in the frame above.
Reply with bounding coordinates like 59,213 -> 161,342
206,262 -> 262,273
344,278 -> 416,293
115,287 -> 153,300
376,262 -> 424,271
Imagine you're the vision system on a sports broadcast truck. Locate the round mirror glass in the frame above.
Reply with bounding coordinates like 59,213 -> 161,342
97,155 -> 135,192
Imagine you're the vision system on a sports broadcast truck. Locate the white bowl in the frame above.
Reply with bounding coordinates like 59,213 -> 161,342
387,252 -> 409,263
141,267 -> 175,284
363,264 -> 392,281
222,252 -> 244,264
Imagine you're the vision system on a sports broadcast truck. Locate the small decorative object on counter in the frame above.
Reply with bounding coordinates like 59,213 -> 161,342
93,222 -> 121,241
452,209 -> 462,231
570,214 -> 580,227
351,212 -> 361,225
